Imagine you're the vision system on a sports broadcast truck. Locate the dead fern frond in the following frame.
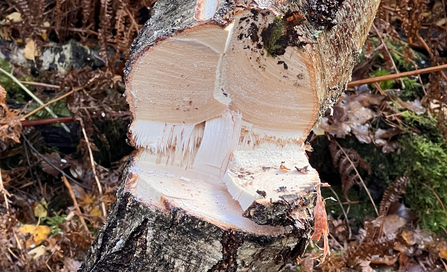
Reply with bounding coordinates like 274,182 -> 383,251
379,177 -> 410,216
329,140 -> 371,201
98,0 -> 114,67
397,0 -> 426,45
82,0 -> 94,27
7,0 -> 32,23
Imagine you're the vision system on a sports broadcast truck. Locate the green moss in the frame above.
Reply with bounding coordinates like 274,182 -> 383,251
401,111 -> 444,142
263,16 -> 284,57
312,114 -> 447,233
0,57 -> 36,104
393,133 -> 447,232
371,68 -> 394,90
0,58 -> 15,89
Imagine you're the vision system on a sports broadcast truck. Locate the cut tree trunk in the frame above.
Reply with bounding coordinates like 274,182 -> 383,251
81,0 -> 380,271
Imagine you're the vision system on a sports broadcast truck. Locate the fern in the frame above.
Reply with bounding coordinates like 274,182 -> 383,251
82,0 -> 94,27
379,176 -> 410,216
329,140 -> 371,201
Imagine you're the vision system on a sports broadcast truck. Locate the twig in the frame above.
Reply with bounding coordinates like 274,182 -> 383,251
12,229 -> 22,251
441,226 -> 447,237
333,140 -> 379,216
0,165 -> 11,212
0,66 -> 70,132
7,248 -> 19,260
423,183 -> 446,214
61,175 -> 89,232
328,186 -> 352,239
23,138 -> 45,198
19,81 -> 60,89
23,88 -> 77,119
79,120 -> 107,217
417,35 -> 434,59
327,231 -> 344,250
21,117 -> 74,127
373,24 -> 405,89
20,111 -> 131,127
23,74 -> 99,119
347,63 -> 447,87
21,133 -> 90,190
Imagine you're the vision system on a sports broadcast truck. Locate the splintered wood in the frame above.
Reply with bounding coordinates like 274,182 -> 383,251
80,0 -> 382,271
125,5 -> 324,230
123,0 -> 378,259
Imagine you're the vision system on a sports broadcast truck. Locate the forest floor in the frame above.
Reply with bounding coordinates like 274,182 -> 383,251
1,0 -> 447,271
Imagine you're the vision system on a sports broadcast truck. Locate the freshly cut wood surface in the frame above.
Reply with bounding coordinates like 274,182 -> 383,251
81,173 -> 311,272
124,0 -> 380,227
81,0 -> 380,271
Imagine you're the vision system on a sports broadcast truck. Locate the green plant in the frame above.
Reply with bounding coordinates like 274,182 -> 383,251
393,133 -> 447,232
371,68 -> 394,90
263,16 -> 284,57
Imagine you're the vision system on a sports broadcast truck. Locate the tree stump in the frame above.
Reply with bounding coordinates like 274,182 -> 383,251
81,0 -> 380,271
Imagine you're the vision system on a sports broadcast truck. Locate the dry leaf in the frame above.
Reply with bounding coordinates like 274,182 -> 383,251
311,187 -> 330,260
28,245 -> 47,259
19,224 -> 51,248
440,248 -> 447,259
5,12 -> 22,23
41,152 -> 68,177
40,22 -> 50,41
33,198 -> 48,218
24,39 -> 36,60
79,194 -> 96,205
369,254 -> 398,265
89,206 -> 102,217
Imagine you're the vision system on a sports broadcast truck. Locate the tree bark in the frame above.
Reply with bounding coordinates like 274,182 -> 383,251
80,169 -> 311,272
81,0 -> 380,271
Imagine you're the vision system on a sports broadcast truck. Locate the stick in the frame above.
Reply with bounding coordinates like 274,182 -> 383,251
333,139 -> 379,216
0,66 -> 70,132
23,74 -> 100,119
0,165 -> 11,212
19,81 -> 60,89
372,24 -> 405,89
21,133 -> 90,190
21,117 -> 75,127
61,175 -> 89,232
20,111 -> 131,127
79,120 -> 107,217
347,63 -> 447,87
328,186 -> 352,239
23,88 -> 77,119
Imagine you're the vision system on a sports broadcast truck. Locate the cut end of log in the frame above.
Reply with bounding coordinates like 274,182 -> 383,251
126,9 -> 318,133
125,5 -> 322,228
126,157 -> 316,234
124,0 -> 380,236
81,0 -> 382,270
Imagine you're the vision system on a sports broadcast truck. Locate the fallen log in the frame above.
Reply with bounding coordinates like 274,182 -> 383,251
81,0 -> 380,271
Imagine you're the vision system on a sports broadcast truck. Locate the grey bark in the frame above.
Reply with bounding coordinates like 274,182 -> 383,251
80,172 -> 311,272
